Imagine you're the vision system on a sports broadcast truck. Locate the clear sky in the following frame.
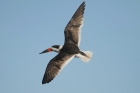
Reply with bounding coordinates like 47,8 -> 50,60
1,0 -> 140,93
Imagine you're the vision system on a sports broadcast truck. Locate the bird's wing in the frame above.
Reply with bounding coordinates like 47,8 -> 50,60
42,52 -> 74,84
64,2 -> 85,46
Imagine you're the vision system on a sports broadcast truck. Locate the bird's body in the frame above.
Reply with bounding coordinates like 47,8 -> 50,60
39,2 -> 93,84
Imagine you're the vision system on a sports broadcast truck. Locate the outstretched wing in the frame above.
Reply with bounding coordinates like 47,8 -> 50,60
42,52 -> 74,84
64,2 -> 85,46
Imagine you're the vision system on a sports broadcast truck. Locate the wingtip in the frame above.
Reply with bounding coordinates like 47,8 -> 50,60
82,1 -> 86,5
42,81 -> 48,84
42,80 -> 50,84
42,74 -> 54,84
42,82 -> 45,84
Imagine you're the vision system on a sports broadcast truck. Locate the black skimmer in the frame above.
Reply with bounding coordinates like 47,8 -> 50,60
39,2 -> 93,84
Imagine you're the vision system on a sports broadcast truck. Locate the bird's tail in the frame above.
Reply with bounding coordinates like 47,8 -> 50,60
79,51 -> 93,62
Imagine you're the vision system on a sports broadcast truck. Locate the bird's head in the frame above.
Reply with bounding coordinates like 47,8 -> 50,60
39,45 -> 62,54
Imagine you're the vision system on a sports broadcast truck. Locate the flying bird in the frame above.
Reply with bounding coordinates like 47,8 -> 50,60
39,2 -> 93,84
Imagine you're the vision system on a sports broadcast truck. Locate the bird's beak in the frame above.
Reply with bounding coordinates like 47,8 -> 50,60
39,48 -> 52,54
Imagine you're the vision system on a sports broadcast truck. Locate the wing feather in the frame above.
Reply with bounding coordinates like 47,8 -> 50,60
42,52 -> 74,84
64,2 -> 85,46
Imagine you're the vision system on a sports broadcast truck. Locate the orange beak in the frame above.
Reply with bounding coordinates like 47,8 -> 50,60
39,48 -> 52,54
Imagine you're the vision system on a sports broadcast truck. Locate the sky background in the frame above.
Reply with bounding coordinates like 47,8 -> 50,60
1,0 -> 140,93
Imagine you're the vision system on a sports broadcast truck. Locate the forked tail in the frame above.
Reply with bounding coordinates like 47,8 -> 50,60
78,51 -> 93,62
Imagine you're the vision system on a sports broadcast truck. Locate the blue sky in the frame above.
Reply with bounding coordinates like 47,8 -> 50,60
0,0 -> 140,93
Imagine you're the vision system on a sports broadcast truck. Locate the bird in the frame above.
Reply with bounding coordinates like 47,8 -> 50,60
39,1 -> 93,84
